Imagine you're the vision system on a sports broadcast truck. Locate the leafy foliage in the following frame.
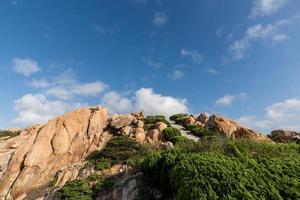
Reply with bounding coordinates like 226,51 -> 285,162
186,124 -> 215,137
55,180 -> 93,200
143,115 -> 171,127
141,140 -> 300,200
163,127 -> 182,143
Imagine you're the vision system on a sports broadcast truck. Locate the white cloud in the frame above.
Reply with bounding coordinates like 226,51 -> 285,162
229,21 -> 289,60
215,93 -> 247,107
12,94 -> 82,127
168,69 -> 184,80
101,91 -> 135,114
30,79 -> 50,88
250,0 -> 288,19
12,58 -> 41,76
101,88 -> 189,117
152,12 -> 168,27
237,98 -> 300,132
45,70 -> 108,100
143,57 -> 162,69
207,68 -> 218,74
94,25 -> 119,36
181,49 -> 204,64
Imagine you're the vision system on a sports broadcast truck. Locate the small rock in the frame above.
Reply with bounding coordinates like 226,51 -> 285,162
110,114 -> 134,129
197,113 -> 209,124
161,141 -> 174,150
155,122 -> 168,132
137,120 -> 144,128
148,129 -> 160,142
135,128 -> 146,143
121,126 -> 132,136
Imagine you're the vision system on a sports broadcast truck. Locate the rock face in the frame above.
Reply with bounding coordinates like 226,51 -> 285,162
206,114 -> 271,142
197,113 -> 209,124
270,130 -> 300,143
0,107 -> 110,200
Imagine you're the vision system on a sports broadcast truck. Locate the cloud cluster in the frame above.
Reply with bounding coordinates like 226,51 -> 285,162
250,0 -> 288,19
237,98 -> 300,132
12,58 -> 41,76
229,20 -> 289,60
181,49 -> 204,64
101,88 -> 189,117
215,93 -> 247,107
12,94 -> 82,127
152,12 -> 168,27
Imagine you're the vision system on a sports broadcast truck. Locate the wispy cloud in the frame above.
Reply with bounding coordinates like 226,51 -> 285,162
94,25 -> 119,36
207,68 -> 218,74
152,12 -> 168,27
168,69 -> 184,80
229,20 -> 290,60
12,58 -> 41,76
249,0 -> 288,19
215,93 -> 247,107
181,49 -> 204,64
143,57 -> 162,69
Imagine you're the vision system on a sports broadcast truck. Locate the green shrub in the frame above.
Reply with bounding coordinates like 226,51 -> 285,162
141,141 -> 300,200
87,136 -> 155,169
169,113 -> 188,121
186,125 -> 215,137
143,115 -> 170,126
55,180 -> 93,200
0,130 -> 21,139
163,127 -> 182,143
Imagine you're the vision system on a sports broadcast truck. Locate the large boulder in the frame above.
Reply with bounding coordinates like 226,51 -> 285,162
155,122 -> 168,132
270,130 -> 300,143
197,113 -> 209,124
0,107 -> 110,200
110,114 -> 134,129
206,114 -> 271,142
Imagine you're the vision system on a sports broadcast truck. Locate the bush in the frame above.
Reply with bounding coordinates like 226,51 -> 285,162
87,136 -> 156,169
163,127 -> 182,143
169,113 -> 188,121
143,115 -> 171,126
186,125 -> 215,137
55,180 -> 93,200
141,141 -> 300,200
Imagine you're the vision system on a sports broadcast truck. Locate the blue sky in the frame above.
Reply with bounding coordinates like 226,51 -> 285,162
0,0 -> 300,133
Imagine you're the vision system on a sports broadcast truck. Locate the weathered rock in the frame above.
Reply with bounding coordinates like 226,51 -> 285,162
195,121 -> 205,127
135,128 -> 146,143
270,130 -> 300,143
0,107 -> 110,200
121,126 -> 132,136
131,111 -> 144,120
197,113 -> 209,124
148,129 -> 160,142
110,114 -> 134,129
186,115 -> 196,125
136,120 -> 144,128
160,141 -> 174,150
155,122 -> 168,132
206,114 -> 271,142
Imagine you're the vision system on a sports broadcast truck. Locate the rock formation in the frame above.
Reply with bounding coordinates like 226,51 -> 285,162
270,130 -> 300,143
205,114 -> 272,142
0,107 -> 110,200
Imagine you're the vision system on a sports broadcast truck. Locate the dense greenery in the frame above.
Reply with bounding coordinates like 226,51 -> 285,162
143,115 -> 171,130
55,180 -> 93,200
0,130 -> 21,139
87,136 -> 156,168
162,127 -> 182,143
141,139 -> 300,200
186,124 -> 215,137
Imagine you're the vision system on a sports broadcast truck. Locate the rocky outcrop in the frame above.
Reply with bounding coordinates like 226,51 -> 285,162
0,107 -> 110,200
270,130 -> 300,143
197,113 -> 209,124
206,114 -> 271,142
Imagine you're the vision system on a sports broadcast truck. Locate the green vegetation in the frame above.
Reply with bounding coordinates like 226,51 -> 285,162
169,113 -> 188,121
0,130 -> 21,139
186,124 -> 215,137
141,139 -> 300,200
87,136 -> 155,168
163,127 -> 182,143
143,115 -> 171,130
55,180 -> 93,200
